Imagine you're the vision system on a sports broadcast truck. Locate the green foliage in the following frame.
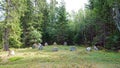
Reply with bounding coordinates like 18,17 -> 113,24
9,21 -> 22,48
65,0 -> 120,50
55,1 -> 68,44
0,0 -> 27,49
86,0 -> 120,49
0,0 -> 120,50
8,57 -> 23,62
29,29 -> 42,43
0,22 -> 3,48
20,0 -> 43,47
105,32 -> 120,50
41,0 -> 68,44
69,0 -> 120,50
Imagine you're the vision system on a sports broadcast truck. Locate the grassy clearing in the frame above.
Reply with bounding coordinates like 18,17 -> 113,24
0,45 -> 120,68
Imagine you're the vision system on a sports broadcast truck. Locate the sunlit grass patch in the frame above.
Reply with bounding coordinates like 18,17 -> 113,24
8,57 -> 23,62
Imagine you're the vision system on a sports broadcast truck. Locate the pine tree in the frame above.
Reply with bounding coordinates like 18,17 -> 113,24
20,0 -> 44,47
0,0 -> 27,50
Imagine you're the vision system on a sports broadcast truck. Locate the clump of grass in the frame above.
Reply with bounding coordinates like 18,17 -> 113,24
8,57 -> 23,62
0,57 -> 2,62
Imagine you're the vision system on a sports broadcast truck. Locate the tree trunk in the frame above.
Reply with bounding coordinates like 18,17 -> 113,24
3,28 -> 9,51
3,0 -> 11,51
103,23 -> 106,48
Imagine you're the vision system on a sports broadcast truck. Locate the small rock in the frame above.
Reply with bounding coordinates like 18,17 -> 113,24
53,42 -> 57,45
11,50 -> 15,55
70,46 -> 76,51
118,50 -> 120,52
52,47 -> 58,52
64,42 -> 67,45
86,47 -> 92,51
38,45 -> 43,50
93,46 -> 98,50
44,42 -> 48,46
8,50 -> 15,56
32,45 -> 35,49
32,43 -> 38,48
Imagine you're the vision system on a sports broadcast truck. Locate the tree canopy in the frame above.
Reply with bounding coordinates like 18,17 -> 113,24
0,0 -> 120,51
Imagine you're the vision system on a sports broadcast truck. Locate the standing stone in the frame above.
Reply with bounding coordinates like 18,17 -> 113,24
64,42 -> 67,45
53,42 -> 57,45
38,43 -> 42,47
86,47 -> 92,51
70,46 -> 76,51
32,43 -> 38,48
44,42 -> 48,46
93,46 -> 98,50
32,45 -> 35,49
38,43 -> 43,50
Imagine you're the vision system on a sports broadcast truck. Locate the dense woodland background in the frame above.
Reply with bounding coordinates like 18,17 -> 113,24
0,0 -> 120,51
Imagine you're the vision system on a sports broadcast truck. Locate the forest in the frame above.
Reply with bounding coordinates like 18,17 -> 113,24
0,0 -> 120,51
0,0 -> 120,68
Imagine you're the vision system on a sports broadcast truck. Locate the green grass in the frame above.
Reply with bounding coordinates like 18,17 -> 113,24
8,57 -> 23,62
0,45 -> 120,68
